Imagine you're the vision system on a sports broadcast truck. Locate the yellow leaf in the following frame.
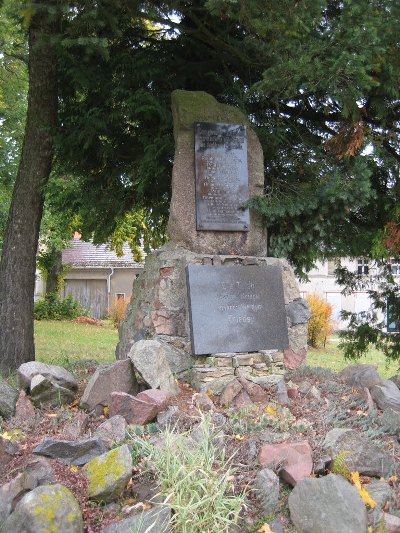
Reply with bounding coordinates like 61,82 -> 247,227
70,466 -> 78,473
350,471 -> 377,508
258,525 -> 273,533
103,405 -> 109,416
235,434 -> 245,441
265,406 -> 277,416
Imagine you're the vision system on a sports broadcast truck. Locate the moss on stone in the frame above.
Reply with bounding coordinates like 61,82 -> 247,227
85,444 -> 132,502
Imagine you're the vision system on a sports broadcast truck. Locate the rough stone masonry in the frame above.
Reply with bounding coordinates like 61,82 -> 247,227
116,90 -> 309,392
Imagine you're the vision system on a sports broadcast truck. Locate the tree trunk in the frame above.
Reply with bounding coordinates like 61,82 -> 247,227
45,250 -> 63,295
0,3 -> 58,374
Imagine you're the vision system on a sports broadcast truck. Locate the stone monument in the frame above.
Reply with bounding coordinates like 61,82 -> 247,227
116,90 -> 310,394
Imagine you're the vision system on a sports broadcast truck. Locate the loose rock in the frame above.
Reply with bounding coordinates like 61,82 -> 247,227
339,364 -> 382,389
85,444 -> 132,503
80,359 -> 138,415
371,380 -> 400,413
63,411 -> 89,439
0,471 -> 37,523
14,390 -> 35,420
220,379 -> 243,406
94,415 -> 127,447
33,437 -> 107,466
379,407 -> 400,436
255,467 -> 280,515
288,473 -> 368,533
191,392 -> 215,412
0,436 -> 20,469
323,428 -> 393,477
18,362 -> 78,392
0,375 -> 18,419
2,483 -> 83,533
110,392 -> 159,425
103,504 -> 171,533
259,440 -> 313,486
30,374 -> 76,406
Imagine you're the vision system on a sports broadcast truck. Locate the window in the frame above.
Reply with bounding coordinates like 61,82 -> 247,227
327,260 -> 336,276
115,293 -> 125,300
387,295 -> 399,333
391,258 -> 400,276
357,259 -> 369,275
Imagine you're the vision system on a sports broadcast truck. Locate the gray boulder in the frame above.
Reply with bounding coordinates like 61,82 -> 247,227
30,374 -> 75,406
371,380 -> 400,412
2,483 -> 83,533
154,336 -> 193,374
85,444 -> 132,503
255,468 -> 280,515
128,339 -> 179,395
0,436 -> 19,469
33,437 -> 106,466
0,375 -> 18,419
389,374 -> 400,388
286,298 -> 311,326
18,362 -> 78,392
103,505 -> 171,533
379,407 -> 400,436
0,471 -> 37,523
339,364 -> 382,389
288,473 -> 368,533
323,428 -> 393,477
80,359 -> 138,415
94,415 -> 127,447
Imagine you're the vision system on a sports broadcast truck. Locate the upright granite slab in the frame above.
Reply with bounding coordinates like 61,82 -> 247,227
168,90 -> 267,256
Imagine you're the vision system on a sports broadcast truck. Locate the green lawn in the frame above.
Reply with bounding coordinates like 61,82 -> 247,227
34,320 -> 117,369
307,338 -> 400,379
33,321 -> 400,380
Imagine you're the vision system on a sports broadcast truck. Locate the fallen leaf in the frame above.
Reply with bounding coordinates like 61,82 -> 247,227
265,406 -> 277,416
234,434 -> 245,441
258,524 -> 273,533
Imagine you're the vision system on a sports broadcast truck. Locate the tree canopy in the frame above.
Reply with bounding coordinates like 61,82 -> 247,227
1,0 -> 400,369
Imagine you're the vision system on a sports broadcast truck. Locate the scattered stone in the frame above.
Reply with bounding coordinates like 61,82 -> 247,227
367,479 -> 392,509
24,456 -> 55,486
381,512 -> 400,533
288,473 -> 367,533
238,377 -> 268,403
0,436 -> 20,469
2,483 -> 83,533
259,440 -> 313,486
276,379 -> 289,406
220,379 -> 243,406
136,389 -> 170,410
18,361 -> 78,392
309,385 -> 322,401
379,407 -> 400,436
33,437 -> 107,466
110,392 -> 159,425
371,380 -> 400,413
192,392 -> 215,412
339,364 -> 382,389
14,390 -> 35,419
0,471 -> 37,523
297,380 -> 312,395
0,375 -> 18,419
85,444 -> 132,503
286,298 -> 311,326
63,411 -> 89,439
157,406 -> 182,429
283,347 -> 306,370
103,505 -> 171,533
255,467 -> 280,515
94,416 -> 127,447
286,382 -> 299,400
80,359 -> 138,415
323,428 -> 393,477
128,339 -> 179,395
232,389 -> 252,407
30,374 -> 76,406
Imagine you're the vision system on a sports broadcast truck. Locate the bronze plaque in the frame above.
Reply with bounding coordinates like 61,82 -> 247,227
186,264 -> 289,355
194,122 -> 250,231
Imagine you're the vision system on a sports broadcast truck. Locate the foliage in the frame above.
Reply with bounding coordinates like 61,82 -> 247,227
34,293 -> 87,321
331,453 -> 377,508
134,415 -> 245,532
108,297 -> 129,328
306,292 -> 334,348
227,403 -> 295,435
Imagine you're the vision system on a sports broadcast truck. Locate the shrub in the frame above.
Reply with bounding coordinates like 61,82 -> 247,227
108,297 -> 129,327
306,292 -> 334,348
34,293 -> 87,320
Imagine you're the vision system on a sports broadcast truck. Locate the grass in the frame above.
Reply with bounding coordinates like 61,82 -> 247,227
34,319 -> 117,368
307,337 -> 400,379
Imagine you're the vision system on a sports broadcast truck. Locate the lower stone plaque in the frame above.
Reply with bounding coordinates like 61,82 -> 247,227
186,264 -> 289,355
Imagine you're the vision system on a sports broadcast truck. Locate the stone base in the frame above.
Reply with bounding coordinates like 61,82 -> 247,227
116,243 -> 309,391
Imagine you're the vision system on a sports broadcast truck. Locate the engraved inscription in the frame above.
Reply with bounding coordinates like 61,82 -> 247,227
195,123 -> 250,231
186,265 -> 290,355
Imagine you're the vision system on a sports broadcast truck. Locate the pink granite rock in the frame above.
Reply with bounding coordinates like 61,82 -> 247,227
110,392 -> 159,425
220,379 -> 243,406
238,377 -> 268,404
0,437 -> 20,469
259,440 -> 313,486
283,348 -> 307,370
63,411 -> 89,439
232,389 -> 253,407
136,389 -> 169,410
14,390 -> 35,419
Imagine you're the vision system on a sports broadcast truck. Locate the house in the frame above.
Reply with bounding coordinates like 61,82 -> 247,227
298,258 -> 400,331
61,239 -> 143,318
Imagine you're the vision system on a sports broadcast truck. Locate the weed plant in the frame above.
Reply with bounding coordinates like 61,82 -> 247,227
227,403 -> 295,435
133,415 -> 246,533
